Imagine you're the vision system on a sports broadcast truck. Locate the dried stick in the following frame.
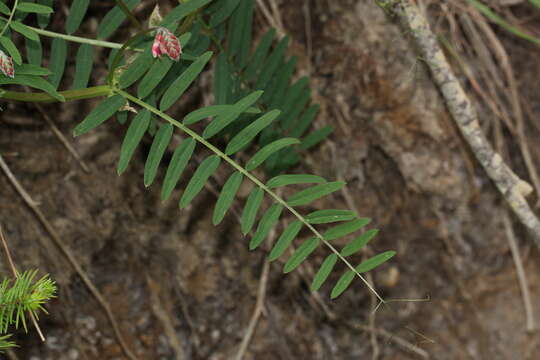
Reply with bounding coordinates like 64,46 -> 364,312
376,0 -> 540,244
503,213 -> 535,332
0,226 -> 45,342
0,155 -> 137,360
235,258 -> 270,360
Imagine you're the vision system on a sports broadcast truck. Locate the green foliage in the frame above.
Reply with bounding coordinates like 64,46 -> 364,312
0,0 -> 395,316
0,270 -> 56,351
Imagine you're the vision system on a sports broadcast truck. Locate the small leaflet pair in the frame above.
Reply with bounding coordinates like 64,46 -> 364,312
0,50 -> 14,78
152,27 -> 181,62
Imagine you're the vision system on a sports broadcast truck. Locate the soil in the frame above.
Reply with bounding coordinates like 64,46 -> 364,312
1,1 -> 540,359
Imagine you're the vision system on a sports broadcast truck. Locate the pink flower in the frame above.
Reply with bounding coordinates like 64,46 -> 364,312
152,27 -> 181,61
0,50 -> 14,78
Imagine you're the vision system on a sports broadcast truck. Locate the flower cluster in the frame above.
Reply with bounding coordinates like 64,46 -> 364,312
151,27 -> 181,62
0,50 -> 14,78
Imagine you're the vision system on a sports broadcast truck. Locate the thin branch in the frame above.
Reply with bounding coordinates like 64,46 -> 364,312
377,0 -> 540,245
503,213 -> 535,332
115,0 -> 143,31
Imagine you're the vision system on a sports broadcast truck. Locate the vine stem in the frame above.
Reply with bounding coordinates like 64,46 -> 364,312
0,85 -> 113,102
115,88 -> 386,304
0,0 -> 18,38
24,25 -> 142,51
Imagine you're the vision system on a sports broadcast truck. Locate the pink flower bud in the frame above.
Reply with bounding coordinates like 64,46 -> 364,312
152,27 -> 181,62
0,50 -> 14,78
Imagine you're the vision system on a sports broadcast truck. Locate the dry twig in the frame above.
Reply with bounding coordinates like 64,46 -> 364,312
503,213 -> 535,332
377,0 -> 540,245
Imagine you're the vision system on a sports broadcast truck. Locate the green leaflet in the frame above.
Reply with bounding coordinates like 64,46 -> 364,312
284,237 -> 319,273
255,36 -> 289,90
306,209 -> 357,224
117,110 -> 151,175
0,75 -> 63,101
282,87 -> 311,129
144,124 -> 173,187
36,0 -> 53,28
48,38 -> 67,89
331,270 -> 355,299
138,57 -> 174,99
291,104 -> 319,138
159,51 -> 212,111
287,182 -> 345,207
0,2 -> 10,15
0,36 -> 22,65
203,91 -> 263,139
246,138 -> 300,171
118,51 -> 154,89
66,0 -> 90,34
244,29 -> 275,81
183,105 -> 231,125
160,51 -> 213,111
10,21 -> 39,40
300,126 -> 334,150
72,44 -> 94,89
25,37 -> 42,66
179,155 -> 221,208
279,77 -> 308,121
240,187 -> 264,235
268,220 -> 302,261
356,251 -> 395,273
97,0 -> 141,39
214,52 -> 230,105
331,251 -> 395,299
341,229 -> 379,257
268,56 -> 297,107
228,0 -> 254,66
161,0 -> 213,30
73,95 -> 125,136
161,138 -> 196,201
209,0 -> 241,27
249,203 -> 283,250
323,218 -> 371,241
267,174 -> 326,189
213,171 -> 243,225
16,3 -> 53,13
225,109 -> 280,155
311,254 -> 338,291
13,64 -> 50,76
